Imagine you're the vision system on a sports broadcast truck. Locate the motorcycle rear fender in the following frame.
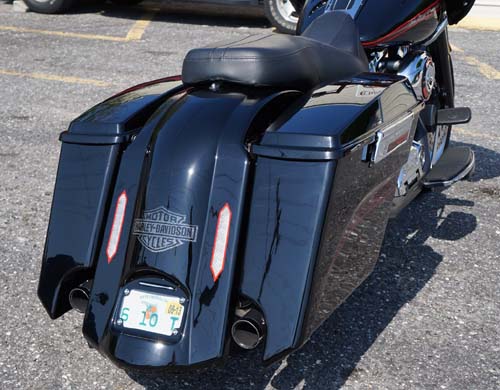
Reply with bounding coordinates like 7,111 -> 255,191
79,86 -> 301,368
38,73 -> 422,368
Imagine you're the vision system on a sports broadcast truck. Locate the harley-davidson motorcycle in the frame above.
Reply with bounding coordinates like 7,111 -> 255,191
38,0 -> 476,371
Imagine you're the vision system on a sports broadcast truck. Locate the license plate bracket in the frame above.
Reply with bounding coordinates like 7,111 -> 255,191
116,289 -> 186,338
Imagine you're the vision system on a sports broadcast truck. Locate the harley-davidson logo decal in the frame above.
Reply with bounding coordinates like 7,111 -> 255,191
133,207 -> 198,253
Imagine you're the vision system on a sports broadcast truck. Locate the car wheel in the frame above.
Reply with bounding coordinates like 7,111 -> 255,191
264,0 -> 299,34
24,0 -> 75,13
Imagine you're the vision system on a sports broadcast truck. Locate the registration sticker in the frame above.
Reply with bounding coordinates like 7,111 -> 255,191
118,290 -> 185,337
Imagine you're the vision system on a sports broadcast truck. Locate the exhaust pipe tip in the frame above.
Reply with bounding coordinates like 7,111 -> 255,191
69,286 -> 90,314
231,308 -> 265,350
231,319 -> 262,350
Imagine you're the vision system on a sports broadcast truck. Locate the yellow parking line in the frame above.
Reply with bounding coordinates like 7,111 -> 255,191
462,55 -> 500,80
125,12 -> 156,41
451,44 -> 500,80
0,69 -> 113,87
0,11 -> 156,42
0,25 -> 128,41
454,127 -> 497,142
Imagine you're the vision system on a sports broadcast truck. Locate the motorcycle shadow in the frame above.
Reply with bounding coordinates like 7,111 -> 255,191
456,141 -> 500,183
269,192 -> 477,390
128,188 -> 477,389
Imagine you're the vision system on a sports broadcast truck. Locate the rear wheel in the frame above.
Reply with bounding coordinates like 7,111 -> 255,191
264,0 -> 299,34
428,30 -> 455,165
24,0 -> 75,13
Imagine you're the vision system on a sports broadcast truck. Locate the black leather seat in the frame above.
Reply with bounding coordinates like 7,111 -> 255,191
182,12 -> 369,91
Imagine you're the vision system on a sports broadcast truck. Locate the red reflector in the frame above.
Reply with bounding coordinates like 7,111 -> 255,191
210,203 -> 232,282
106,191 -> 128,264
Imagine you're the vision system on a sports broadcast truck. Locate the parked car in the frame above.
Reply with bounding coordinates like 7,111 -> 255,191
22,0 -> 303,34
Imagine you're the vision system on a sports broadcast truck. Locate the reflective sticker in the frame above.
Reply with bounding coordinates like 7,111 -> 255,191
106,191 -> 128,263
133,207 -> 198,253
210,203 -> 232,282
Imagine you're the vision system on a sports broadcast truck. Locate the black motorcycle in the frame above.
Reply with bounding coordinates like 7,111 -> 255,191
38,0 -> 476,371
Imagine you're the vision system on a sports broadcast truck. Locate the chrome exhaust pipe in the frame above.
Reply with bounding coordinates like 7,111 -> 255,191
231,308 -> 265,350
69,283 -> 91,314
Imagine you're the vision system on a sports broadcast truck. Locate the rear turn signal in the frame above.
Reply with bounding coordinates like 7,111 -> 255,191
210,203 -> 232,282
106,191 -> 128,264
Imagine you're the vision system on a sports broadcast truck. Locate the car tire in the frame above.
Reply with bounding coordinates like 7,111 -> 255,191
24,0 -> 75,13
264,0 -> 299,34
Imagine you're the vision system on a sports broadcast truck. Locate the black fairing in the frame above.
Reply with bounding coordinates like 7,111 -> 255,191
447,0 -> 476,25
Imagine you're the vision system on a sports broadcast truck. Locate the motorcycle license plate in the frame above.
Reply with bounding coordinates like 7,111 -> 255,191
118,290 -> 185,337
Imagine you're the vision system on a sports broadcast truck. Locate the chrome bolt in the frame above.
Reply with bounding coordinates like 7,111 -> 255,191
173,330 -> 179,336
179,298 -> 186,304
124,289 -> 130,296
117,319 -> 123,326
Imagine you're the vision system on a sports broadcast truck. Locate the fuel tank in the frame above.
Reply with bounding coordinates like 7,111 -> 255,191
356,0 -> 441,46
299,0 -> 475,47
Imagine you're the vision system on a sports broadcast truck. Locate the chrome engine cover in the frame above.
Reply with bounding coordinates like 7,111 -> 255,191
398,51 -> 436,102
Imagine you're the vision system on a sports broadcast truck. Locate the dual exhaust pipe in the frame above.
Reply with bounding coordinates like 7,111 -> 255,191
71,284 -> 265,350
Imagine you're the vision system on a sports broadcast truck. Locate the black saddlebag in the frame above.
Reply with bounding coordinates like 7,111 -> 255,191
38,79 -> 182,318
240,74 -> 423,361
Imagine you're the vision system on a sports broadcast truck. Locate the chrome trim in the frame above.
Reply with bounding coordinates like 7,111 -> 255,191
423,152 -> 475,188
420,17 -> 448,46
368,48 -> 387,73
325,0 -> 365,18
431,124 -> 449,166
138,282 -> 175,291
398,51 -> 435,102
397,140 -> 426,196
372,112 -> 414,164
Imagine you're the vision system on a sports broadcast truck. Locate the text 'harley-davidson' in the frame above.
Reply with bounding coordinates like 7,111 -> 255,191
38,0 -> 476,371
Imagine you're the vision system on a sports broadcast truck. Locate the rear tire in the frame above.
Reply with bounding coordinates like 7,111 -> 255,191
264,0 -> 298,34
24,0 -> 75,13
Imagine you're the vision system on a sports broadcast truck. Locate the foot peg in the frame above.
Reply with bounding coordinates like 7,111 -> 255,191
422,146 -> 475,189
436,107 -> 472,126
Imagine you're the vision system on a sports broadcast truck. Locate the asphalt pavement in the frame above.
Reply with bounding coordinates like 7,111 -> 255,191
0,2 -> 499,389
